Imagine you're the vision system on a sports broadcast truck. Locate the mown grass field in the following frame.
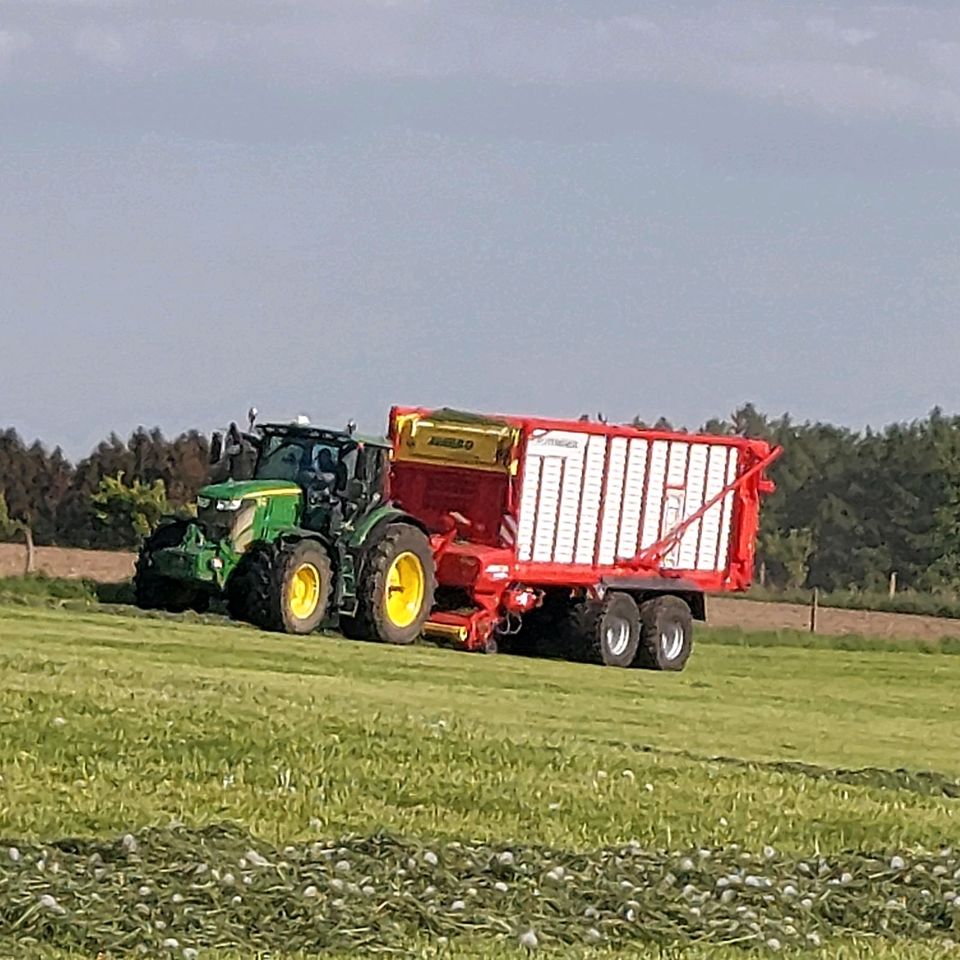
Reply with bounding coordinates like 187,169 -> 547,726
1,603 -> 959,958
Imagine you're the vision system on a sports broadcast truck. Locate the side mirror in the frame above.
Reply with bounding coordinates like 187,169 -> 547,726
209,431 -> 223,465
346,478 -> 366,501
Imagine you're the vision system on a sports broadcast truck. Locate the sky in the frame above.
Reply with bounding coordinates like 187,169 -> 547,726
2,0 -> 960,460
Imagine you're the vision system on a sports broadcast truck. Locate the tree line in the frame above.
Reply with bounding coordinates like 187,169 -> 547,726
1,406 -> 959,596
0,427 -> 209,562
635,403 -> 960,595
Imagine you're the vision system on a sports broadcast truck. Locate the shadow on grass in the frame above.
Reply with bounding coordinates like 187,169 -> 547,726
611,742 -> 960,800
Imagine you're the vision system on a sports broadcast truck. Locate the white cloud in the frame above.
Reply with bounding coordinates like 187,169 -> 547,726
807,17 -> 878,47
840,28 -> 878,47
73,25 -> 131,67
717,58 -> 960,127
923,39 -> 960,79
0,29 -> 31,62
2,1 -> 959,128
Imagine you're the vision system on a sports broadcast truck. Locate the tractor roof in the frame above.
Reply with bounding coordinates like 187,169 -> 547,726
258,421 -> 390,449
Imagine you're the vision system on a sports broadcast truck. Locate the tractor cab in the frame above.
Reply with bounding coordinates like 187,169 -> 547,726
250,422 -> 391,534
209,416 -> 390,527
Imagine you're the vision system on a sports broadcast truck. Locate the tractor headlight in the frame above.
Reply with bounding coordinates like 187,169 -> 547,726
216,498 -> 243,511
197,496 -> 211,509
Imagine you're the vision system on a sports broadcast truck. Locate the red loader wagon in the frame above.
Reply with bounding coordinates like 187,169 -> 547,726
388,406 -> 782,670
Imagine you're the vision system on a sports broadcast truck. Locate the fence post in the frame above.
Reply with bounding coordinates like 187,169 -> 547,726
759,561 -> 767,588
809,588 -> 819,633
889,572 -> 897,598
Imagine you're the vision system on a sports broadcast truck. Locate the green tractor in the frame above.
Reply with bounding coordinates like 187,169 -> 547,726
133,410 -> 436,643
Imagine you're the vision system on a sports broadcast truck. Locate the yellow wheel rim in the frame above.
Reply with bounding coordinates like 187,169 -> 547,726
385,551 -> 425,629
288,562 -> 322,620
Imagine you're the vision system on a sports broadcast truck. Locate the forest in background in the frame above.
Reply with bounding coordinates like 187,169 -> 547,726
2,405 -> 959,604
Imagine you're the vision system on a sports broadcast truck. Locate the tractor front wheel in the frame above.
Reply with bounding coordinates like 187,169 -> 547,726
342,525 -> 436,645
238,540 -> 333,635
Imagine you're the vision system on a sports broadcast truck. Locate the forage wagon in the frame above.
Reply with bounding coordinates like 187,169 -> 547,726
388,406 -> 781,670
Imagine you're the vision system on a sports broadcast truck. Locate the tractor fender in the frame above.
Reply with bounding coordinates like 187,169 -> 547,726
348,507 -> 429,553
276,529 -> 334,552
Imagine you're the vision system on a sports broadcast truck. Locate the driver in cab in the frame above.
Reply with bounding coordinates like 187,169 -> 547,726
313,448 -> 340,493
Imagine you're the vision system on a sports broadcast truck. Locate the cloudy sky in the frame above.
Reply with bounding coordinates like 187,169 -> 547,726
2,1 -> 959,458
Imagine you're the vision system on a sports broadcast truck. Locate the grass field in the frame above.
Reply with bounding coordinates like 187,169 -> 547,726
1,604 -> 959,958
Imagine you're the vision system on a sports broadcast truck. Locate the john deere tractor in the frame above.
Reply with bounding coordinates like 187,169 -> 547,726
133,411 -> 436,643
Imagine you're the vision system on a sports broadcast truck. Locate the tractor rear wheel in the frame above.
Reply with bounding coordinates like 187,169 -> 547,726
634,595 -> 693,671
342,525 -> 435,645
566,592 -> 641,667
134,521 -> 209,614
238,539 -> 333,635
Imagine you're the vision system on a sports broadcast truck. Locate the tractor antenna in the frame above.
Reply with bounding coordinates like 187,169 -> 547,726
247,407 -> 258,431
347,420 -> 357,436
597,411 -> 608,424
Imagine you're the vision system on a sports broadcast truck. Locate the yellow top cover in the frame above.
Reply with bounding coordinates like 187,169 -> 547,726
393,410 -> 520,474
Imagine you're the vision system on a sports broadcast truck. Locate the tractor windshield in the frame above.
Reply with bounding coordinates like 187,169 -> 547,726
255,435 -> 354,492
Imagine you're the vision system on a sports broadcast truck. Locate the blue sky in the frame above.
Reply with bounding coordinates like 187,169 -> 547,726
2,1 -> 960,458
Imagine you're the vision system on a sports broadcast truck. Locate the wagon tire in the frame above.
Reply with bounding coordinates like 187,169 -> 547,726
566,592 -> 641,667
635,595 -> 693,671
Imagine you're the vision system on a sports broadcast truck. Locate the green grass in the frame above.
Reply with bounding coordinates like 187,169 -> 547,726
702,624 -> 960,655
0,573 -> 134,607
1,603 -> 959,957
0,573 -> 96,601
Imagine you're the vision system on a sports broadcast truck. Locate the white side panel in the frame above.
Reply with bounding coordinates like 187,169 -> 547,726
554,452 -> 586,564
695,445 -> 730,570
597,437 -> 628,565
517,428 -> 744,575
516,456 -> 542,562
665,441 -> 689,489
518,430 -> 591,563
715,449 -> 739,572
617,439 -> 648,559
532,457 -> 563,562
660,443 -> 689,566
526,430 -> 591,460
639,440 -> 669,549
677,444 -> 709,569
574,435 -> 608,564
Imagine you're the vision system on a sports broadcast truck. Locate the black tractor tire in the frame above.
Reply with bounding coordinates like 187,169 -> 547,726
342,525 -> 436,645
566,592 -> 641,667
635,595 -> 694,671
134,521 -> 209,614
238,539 -> 333,635
225,550 -> 256,623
